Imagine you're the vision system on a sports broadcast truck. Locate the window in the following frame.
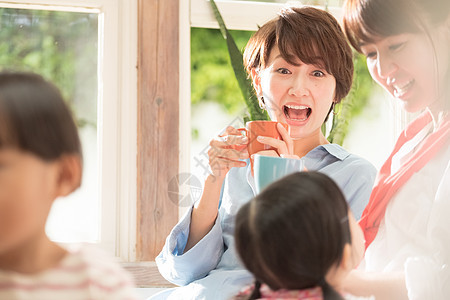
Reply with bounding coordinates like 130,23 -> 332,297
0,0 -> 138,260
0,7 -> 100,242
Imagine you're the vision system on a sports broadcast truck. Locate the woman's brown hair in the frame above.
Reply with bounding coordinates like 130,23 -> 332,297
243,6 -> 354,104
343,0 -> 450,53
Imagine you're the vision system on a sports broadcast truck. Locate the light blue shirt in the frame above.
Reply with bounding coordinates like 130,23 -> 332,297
152,144 -> 376,300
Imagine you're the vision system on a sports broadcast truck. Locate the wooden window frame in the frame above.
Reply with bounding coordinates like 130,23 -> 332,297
132,0 -> 181,287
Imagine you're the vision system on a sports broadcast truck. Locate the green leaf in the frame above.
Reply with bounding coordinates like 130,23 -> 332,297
327,53 -> 372,145
209,0 -> 269,122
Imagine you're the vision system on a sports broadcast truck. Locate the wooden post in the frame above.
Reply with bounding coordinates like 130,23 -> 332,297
137,0 -> 179,261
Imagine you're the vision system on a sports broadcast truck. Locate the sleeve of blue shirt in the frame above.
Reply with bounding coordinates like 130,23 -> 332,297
155,201 -> 225,286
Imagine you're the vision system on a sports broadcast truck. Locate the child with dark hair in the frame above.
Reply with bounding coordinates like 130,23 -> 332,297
0,72 -> 137,299
234,172 -> 369,300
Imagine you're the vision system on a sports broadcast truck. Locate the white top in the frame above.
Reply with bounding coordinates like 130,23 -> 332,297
362,124 -> 450,300
0,244 -> 138,300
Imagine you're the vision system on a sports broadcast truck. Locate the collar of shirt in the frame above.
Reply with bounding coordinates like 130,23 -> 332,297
246,143 -> 349,194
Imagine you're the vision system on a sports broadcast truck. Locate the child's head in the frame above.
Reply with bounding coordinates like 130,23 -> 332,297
235,171 -> 365,299
0,72 -> 82,262
0,72 -> 82,158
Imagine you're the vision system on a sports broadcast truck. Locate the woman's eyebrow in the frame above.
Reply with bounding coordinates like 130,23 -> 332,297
272,54 -> 284,61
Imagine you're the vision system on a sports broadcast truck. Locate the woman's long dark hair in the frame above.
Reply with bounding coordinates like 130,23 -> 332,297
235,171 -> 351,300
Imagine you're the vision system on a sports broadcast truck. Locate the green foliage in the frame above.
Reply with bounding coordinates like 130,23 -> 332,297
208,0 -> 269,122
191,28 -> 254,114
327,53 -> 372,145
0,8 -> 98,128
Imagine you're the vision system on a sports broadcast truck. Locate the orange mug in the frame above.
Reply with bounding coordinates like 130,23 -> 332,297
236,121 -> 289,173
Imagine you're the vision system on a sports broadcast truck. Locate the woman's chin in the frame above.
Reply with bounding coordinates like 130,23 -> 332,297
290,136 -> 304,141
287,129 -> 304,140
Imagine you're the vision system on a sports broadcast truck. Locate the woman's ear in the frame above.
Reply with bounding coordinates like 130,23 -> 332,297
54,155 -> 82,198
251,68 -> 262,97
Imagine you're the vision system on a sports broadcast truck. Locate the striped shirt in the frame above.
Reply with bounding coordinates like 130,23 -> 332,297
0,244 -> 138,300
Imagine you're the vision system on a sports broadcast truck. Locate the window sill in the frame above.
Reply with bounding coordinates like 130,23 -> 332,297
136,287 -> 169,300
121,262 -> 176,288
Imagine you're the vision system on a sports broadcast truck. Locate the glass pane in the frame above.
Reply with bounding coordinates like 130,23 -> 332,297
0,7 -> 100,243
190,28 -> 253,198
225,0 -> 344,6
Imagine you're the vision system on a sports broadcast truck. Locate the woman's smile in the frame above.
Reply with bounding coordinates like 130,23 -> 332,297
283,104 -> 312,121
362,31 -> 449,114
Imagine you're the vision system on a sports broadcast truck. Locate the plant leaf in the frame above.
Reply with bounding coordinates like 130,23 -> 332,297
328,53 -> 372,145
209,0 -> 269,121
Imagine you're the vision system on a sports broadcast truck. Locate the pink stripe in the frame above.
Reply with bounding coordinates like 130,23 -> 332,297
55,262 -> 121,275
53,263 -> 88,272
0,278 -> 132,293
51,263 -> 131,284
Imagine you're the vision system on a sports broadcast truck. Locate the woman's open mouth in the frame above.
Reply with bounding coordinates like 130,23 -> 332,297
283,104 -> 311,122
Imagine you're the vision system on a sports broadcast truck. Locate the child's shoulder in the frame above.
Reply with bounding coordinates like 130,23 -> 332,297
60,244 -> 137,298
344,294 -> 375,300
0,244 -> 137,299
64,243 -> 131,279
234,284 -> 323,300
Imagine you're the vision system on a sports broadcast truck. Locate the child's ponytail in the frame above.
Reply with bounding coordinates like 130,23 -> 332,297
318,278 -> 344,300
248,280 -> 262,300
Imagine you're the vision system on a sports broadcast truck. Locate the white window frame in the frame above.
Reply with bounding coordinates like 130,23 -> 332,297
0,0 -> 138,261
190,0 -> 344,30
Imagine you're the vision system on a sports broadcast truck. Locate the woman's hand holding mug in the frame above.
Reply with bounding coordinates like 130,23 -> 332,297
255,123 -> 300,159
207,122 -> 299,180
208,126 -> 249,180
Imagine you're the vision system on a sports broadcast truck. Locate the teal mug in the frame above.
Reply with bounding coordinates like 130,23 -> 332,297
253,154 -> 305,193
